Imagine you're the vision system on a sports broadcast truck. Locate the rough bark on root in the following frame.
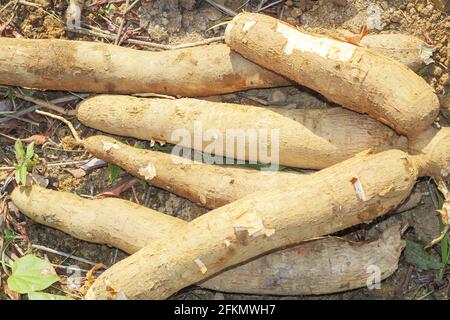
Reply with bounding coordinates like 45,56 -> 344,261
76,96 -> 408,169
83,132 -> 429,210
11,185 -> 405,296
0,39 -> 288,96
83,149 -> 420,299
0,34 -> 424,96
83,129 -> 450,299
83,136 -> 305,209
224,13 -> 439,137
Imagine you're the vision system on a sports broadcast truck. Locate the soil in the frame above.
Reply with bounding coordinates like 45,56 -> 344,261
0,0 -> 449,300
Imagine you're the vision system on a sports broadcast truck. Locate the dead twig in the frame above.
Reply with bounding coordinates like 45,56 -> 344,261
257,0 -> 269,11
67,26 -> 225,49
14,92 -> 74,115
34,110 -> 81,144
0,132 -> 48,144
0,12 -> 14,34
127,36 -> 225,50
17,0 -> 43,9
114,0 -> 130,45
256,0 -> 284,12
1,114 -> 39,126
0,159 -> 88,171
0,0 -> 15,15
32,244 -> 104,268
0,94 -> 87,124
125,0 -> 140,14
204,0 -> 237,16
17,0 -> 62,22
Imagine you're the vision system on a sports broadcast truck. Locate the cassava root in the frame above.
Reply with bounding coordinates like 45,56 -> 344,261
0,39 -> 288,96
82,126 -> 437,210
11,126 -> 425,295
76,95 -> 408,170
83,136 -> 305,209
80,121 -> 450,299
224,13 -> 439,136
10,184 -> 405,296
84,149 -> 433,299
0,33 -> 426,97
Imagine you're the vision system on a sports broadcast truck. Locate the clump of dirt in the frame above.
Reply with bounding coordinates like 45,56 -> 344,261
138,0 -> 225,44
19,7 -> 65,39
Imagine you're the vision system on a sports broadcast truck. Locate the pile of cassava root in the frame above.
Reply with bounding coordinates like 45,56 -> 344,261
3,12 -> 450,300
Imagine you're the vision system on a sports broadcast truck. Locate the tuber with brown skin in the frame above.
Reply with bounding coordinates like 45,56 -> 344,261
0,34 -> 427,96
0,39 -> 289,96
224,13 -> 439,137
82,125 -> 437,210
81,144 -> 449,299
11,185 -> 405,296
201,225 -> 404,295
76,95 -> 408,170
83,136 -> 305,209
11,125 -> 425,294
79,121 -> 450,299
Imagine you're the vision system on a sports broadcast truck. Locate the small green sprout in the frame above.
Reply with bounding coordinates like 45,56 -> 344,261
14,140 -> 37,185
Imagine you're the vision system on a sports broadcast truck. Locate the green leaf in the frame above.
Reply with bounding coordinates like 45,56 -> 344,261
14,139 -> 24,162
28,292 -> 72,300
19,165 -> 27,185
404,239 -> 441,270
4,228 -> 17,241
7,255 -> 60,294
108,163 -> 122,184
25,159 -> 33,172
15,165 -> 21,184
25,142 -> 35,161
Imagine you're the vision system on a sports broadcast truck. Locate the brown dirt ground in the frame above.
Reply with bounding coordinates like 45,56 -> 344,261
0,0 -> 449,300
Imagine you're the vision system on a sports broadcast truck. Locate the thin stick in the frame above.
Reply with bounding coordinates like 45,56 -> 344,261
51,264 -> 94,273
125,0 -> 139,14
127,36 -> 225,50
34,110 -> 81,144
32,244 -> 104,267
257,0 -> 269,11
14,92 -> 73,115
0,94 -> 88,124
67,26 -> 225,50
18,0 -> 62,22
204,0 -> 237,16
0,160 -> 88,171
0,0 -> 15,15
18,0 -> 43,9
0,12 -> 14,34
114,0 -> 130,45
256,0 -> 283,12
1,114 -> 39,126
